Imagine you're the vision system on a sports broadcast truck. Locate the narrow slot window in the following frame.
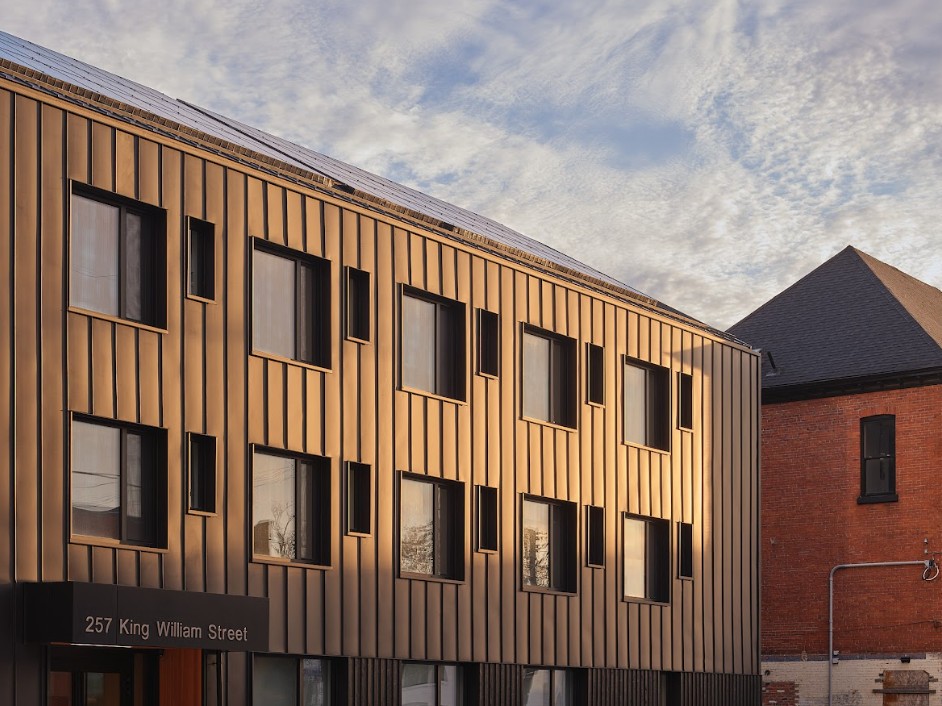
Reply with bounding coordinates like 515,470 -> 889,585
346,266 -> 371,342
678,372 -> 693,429
477,485 -> 498,552
187,217 -> 215,300
678,521 -> 693,579
477,308 -> 499,377
346,462 -> 372,535
586,343 -> 604,405
586,505 -> 604,568
188,433 -> 217,513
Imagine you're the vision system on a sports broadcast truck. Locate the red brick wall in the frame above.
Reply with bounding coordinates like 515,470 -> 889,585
762,384 -> 942,655
761,681 -> 797,706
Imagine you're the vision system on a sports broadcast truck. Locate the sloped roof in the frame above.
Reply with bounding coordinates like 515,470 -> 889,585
0,30 -> 725,335
728,246 -> 942,390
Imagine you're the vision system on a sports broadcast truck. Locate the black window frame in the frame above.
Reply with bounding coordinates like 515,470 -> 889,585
345,265 -> 372,343
251,654 -> 332,706
345,461 -> 372,536
677,372 -> 693,430
623,357 -> 671,451
586,342 -> 604,406
69,414 -> 168,549
623,513 -> 670,604
250,447 -> 331,566
187,432 -> 217,515
476,484 -> 499,553
400,286 -> 466,401
477,308 -> 500,378
677,521 -> 694,579
521,325 -> 577,428
250,238 -> 331,369
398,473 -> 465,581
586,505 -> 605,568
401,662 -> 465,706
521,495 -> 577,594
859,414 -> 897,503
521,667 -> 576,706
69,183 -> 167,329
186,216 -> 216,301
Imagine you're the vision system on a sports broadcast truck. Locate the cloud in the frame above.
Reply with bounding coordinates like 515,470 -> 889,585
4,0 -> 941,330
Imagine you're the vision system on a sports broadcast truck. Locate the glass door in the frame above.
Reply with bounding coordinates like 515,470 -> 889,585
48,647 -> 142,706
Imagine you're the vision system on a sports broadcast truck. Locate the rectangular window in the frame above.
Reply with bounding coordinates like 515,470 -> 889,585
400,474 -> 464,580
253,655 -> 330,706
860,414 -> 897,502
188,433 -> 216,514
522,326 -> 576,428
624,359 -> 670,451
71,417 -> 166,547
522,496 -> 576,592
401,288 -> 465,400
346,461 -> 372,536
586,343 -> 604,405
624,515 -> 670,603
252,241 -> 330,367
477,308 -> 499,377
186,217 -> 215,300
402,663 -> 464,706
476,485 -> 498,553
70,187 -> 166,327
586,505 -> 604,568
345,266 -> 371,342
678,522 -> 693,579
522,668 -> 573,706
677,372 -> 693,429
203,651 -> 222,706
252,449 -> 330,565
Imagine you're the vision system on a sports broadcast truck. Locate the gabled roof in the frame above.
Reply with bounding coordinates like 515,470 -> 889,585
0,30 -> 731,338
728,246 -> 942,392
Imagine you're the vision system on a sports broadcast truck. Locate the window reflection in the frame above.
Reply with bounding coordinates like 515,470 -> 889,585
522,500 -> 550,588
400,478 -> 435,575
252,453 -> 297,559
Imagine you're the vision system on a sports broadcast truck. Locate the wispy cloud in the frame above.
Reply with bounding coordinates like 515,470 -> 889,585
5,0 -> 941,329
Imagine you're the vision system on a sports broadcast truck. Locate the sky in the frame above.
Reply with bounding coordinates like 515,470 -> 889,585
4,0 -> 941,330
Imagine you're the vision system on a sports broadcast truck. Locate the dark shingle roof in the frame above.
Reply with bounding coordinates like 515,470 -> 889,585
728,246 -> 942,389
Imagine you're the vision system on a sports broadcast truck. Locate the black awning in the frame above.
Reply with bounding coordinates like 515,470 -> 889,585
24,582 -> 269,652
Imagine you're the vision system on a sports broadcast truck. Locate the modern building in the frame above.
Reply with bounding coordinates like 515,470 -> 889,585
0,31 -> 760,706
730,246 -> 942,706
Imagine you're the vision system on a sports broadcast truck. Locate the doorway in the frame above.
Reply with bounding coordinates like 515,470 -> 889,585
47,646 -> 158,706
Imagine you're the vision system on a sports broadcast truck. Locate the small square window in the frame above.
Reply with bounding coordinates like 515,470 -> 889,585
477,308 -> 499,377
522,326 -> 576,428
859,414 -> 897,503
586,505 -> 604,568
476,485 -> 498,553
252,449 -> 331,565
522,495 -> 577,592
252,240 -> 330,368
187,217 -> 215,300
401,663 -> 464,706
522,667 -> 574,706
624,514 -> 670,603
401,288 -> 465,400
253,655 -> 331,706
70,186 -> 166,327
624,359 -> 670,451
678,372 -> 693,429
346,462 -> 372,536
678,521 -> 693,579
400,474 -> 464,580
345,266 -> 371,343
188,433 -> 216,514
586,343 -> 604,405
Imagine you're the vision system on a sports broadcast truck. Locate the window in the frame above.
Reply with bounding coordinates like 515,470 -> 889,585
252,655 -> 330,706
623,359 -> 670,451
187,217 -> 215,300
399,474 -> 464,580
252,241 -> 330,367
477,308 -> 499,377
476,485 -> 498,553
188,433 -> 216,514
860,415 -> 897,502
586,505 -> 604,568
70,417 -> 166,547
678,522 -> 693,579
203,651 -> 223,706
401,288 -> 465,400
522,668 -> 573,706
346,461 -> 372,536
522,326 -> 576,427
623,515 -> 670,603
345,266 -> 371,342
252,449 -> 330,565
521,496 -> 576,592
586,343 -> 604,405
70,187 -> 166,327
402,663 -> 464,706
677,372 -> 693,429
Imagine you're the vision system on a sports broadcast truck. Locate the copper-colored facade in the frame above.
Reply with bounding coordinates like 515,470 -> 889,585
0,43 -> 760,706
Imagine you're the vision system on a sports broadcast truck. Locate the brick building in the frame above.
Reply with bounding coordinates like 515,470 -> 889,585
730,246 -> 942,706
